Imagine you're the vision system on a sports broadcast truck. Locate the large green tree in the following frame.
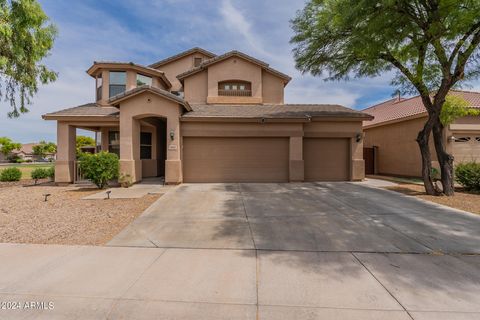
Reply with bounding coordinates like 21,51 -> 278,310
0,0 -> 57,117
291,0 -> 480,196
76,135 -> 96,155
0,136 -> 21,156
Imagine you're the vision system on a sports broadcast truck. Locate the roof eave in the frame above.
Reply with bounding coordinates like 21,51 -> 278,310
108,86 -> 192,111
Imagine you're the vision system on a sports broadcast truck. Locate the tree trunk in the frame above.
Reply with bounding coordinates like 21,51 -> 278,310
416,115 -> 439,196
432,121 -> 455,196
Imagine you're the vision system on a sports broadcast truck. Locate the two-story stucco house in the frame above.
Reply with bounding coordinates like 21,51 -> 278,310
43,48 -> 372,184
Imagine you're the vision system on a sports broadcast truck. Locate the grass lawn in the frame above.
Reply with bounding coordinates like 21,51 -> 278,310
0,163 -> 54,180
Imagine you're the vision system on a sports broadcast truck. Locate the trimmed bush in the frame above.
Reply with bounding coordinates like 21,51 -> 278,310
31,168 -> 48,184
79,152 -> 119,189
46,166 -> 55,180
456,162 -> 480,192
0,167 -> 22,182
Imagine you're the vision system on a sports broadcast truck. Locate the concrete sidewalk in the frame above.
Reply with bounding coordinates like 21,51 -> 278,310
0,243 -> 479,319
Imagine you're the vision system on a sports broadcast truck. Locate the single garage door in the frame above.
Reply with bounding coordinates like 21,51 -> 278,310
183,137 -> 289,182
304,138 -> 350,181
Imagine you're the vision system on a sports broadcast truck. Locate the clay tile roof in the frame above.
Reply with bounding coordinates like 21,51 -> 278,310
177,50 -> 292,83
149,47 -> 217,69
182,104 -> 372,121
42,103 -> 119,119
363,90 -> 480,127
108,85 -> 191,111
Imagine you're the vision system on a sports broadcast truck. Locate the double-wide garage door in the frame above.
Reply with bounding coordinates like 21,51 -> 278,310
183,137 -> 289,182
183,137 -> 350,182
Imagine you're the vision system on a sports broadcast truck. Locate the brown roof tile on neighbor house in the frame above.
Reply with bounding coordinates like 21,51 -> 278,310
177,50 -> 292,83
42,103 -> 119,119
363,90 -> 480,128
149,47 -> 217,69
182,104 -> 373,121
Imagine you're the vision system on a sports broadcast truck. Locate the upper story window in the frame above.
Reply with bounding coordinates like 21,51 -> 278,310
137,74 -> 152,86
194,57 -> 203,67
218,80 -> 252,97
96,74 -> 103,101
109,71 -> 126,98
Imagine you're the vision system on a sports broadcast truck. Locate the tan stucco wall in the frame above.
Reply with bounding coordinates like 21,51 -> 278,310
364,116 -> 438,177
262,70 -> 284,104
206,56 -> 262,104
155,53 -> 212,92
119,92 -> 183,184
183,70 -> 208,104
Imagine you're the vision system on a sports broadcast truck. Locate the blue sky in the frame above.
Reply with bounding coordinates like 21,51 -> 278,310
1,0 -> 479,143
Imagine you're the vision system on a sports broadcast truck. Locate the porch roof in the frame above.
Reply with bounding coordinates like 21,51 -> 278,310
181,104 -> 374,121
108,85 -> 192,111
42,103 -> 119,120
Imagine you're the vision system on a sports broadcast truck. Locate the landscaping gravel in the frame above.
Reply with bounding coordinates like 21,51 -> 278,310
0,184 -> 160,245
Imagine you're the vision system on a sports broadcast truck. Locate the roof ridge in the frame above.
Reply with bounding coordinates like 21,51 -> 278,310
362,97 -> 401,111
149,47 -> 216,69
176,50 -> 290,82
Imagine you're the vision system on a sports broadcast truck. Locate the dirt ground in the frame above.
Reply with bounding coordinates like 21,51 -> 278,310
0,182 -> 160,245
386,184 -> 480,215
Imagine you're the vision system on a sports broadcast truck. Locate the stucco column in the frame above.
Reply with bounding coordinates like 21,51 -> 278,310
120,116 -> 141,182
126,70 -> 136,91
289,136 -> 304,182
351,135 -> 365,181
55,122 -> 76,184
100,127 -> 109,151
100,70 -> 110,106
165,117 -> 182,184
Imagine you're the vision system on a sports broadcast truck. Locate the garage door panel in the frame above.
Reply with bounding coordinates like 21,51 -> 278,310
183,137 -> 289,182
304,138 -> 350,181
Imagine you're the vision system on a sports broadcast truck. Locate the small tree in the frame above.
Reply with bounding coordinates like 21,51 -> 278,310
76,135 -> 96,156
0,137 -> 21,157
440,95 -> 480,126
0,0 -> 57,117
79,152 -> 119,189
32,141 -> 57,159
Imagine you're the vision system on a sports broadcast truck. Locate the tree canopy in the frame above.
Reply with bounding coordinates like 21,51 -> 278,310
0,0 -> 57,117
76,135 -> 96,155
0,136 -> 21,156
291,0 -> 480,196
32,140 -> 56,157
440,95 -> 480,125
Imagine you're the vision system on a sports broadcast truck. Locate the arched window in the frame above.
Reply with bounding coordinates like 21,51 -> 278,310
218,80 -> 252,96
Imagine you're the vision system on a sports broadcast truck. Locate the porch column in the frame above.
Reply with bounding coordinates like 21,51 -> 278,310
165,118 -> 182,184
100,127 -> 109,151
119,116 -> 141,182
289,136 -> 304,182
55,122 -> 76,184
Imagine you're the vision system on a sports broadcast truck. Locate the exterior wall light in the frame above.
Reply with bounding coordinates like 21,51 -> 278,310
355,133 -> 363,143
448,135 -> 455,142
170,129 -> 175,141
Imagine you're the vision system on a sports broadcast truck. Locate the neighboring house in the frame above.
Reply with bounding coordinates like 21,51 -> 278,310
43,47 -> 372,184
12,143 -> 56,162
363,91 -> 480,177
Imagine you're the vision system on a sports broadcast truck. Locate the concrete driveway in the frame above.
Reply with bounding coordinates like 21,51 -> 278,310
1,182 -> 480,319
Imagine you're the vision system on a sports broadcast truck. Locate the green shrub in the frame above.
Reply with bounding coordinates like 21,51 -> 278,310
31,168 -> 48,184
0,167 -> 22,182
455,162 -> 480,192
46,166 -> 55,180
79,152 -> 119,189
